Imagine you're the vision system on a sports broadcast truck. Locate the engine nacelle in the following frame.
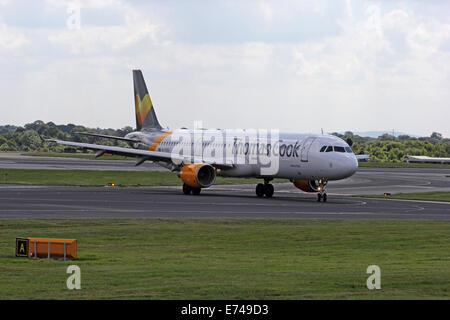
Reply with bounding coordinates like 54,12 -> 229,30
180,163 -> 216,188
292,179 -> 319,192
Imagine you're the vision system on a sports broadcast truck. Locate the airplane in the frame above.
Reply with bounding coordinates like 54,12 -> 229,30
47,70 -> 368,202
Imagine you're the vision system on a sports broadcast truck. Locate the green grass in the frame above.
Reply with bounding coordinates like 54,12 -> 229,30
0,168 -> 285,186
359,191 -> 450,202
358,161 -> 450,169
0,219 -> 449,299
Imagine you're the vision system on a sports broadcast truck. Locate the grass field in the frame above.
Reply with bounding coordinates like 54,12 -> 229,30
359,191 -> 450,202
0,219 -> 449,300
0,168 -> 286,186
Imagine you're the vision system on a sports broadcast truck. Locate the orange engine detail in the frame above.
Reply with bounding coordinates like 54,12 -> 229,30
292,180 -> 319,192
180,163 -> 217,188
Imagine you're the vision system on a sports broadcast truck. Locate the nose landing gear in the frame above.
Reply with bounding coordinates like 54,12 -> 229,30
317,179 -> 328,202
256,178 -> 274,198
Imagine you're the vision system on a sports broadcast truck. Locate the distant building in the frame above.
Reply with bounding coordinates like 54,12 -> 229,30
403,155 -> 450,164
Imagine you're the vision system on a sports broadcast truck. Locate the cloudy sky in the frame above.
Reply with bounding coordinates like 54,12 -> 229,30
1,0 -> 449,136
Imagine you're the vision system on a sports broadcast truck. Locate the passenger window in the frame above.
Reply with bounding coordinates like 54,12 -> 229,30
325,146 -> 333,152
320,146 -> 327,152
334,146 -> 345,153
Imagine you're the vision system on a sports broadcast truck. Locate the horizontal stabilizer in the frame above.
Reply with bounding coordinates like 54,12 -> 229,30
73,132 -> 139,143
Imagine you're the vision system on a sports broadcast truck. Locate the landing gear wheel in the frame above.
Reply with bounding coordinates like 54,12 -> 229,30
317,193 -> 327,202
183,183 -> 192,195
256,183 -> 265,197
264,184 -> 274,198
192,188 -> 201,195
316,178 -> 328,202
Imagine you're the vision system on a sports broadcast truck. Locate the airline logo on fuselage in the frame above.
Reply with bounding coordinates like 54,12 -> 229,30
232,141 -> 301,158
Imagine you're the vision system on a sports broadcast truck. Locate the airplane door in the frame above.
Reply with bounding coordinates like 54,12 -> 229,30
300,137 -> 316,162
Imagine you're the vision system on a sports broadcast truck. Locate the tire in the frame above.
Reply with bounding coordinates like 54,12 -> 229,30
183,183 -> 192,195
317,193 -> 322,202
264,184 -> 274,198
192,188 -> 201,195
256,183 -> 265,197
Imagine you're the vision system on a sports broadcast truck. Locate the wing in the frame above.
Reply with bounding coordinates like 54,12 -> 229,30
46,139 -> 183,163
45,139 -> 234,169
355,154 -> 370,160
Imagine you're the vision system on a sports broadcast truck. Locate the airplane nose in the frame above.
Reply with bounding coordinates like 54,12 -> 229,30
342,155 -> 358,178
350,155 -> 358,175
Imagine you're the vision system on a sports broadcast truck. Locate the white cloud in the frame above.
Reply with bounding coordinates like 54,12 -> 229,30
258,1 -> 273,21
48,23 -> 159,54
0,0 -> 449,137
47,0 -> 161,54
0,21 -> 29,51
45,0 -> 122,9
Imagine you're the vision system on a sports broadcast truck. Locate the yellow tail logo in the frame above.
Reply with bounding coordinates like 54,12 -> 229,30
135,93 -> 153,127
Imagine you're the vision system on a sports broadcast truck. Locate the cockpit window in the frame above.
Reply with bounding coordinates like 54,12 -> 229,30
334,146 -> 345,153
345,147 -> 353,153
319,146 -> 327,152
325,146 -> 333,152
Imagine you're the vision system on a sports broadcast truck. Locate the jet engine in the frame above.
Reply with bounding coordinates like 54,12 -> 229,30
292,179 -> 320,192
180,163 -> 216,188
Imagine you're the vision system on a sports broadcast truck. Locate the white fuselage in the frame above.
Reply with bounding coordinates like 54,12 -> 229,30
125,129 -> 358,181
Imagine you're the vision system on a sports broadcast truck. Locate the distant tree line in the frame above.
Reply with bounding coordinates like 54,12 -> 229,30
0,121 -> 449,162
0,120 -> 134,153
332,131 -> 450,162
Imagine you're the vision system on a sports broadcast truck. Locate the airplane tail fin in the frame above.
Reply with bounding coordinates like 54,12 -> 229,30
133,70 -> 163,131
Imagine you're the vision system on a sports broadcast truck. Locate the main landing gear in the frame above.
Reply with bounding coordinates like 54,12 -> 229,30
317,179 -> 328,202
256,179 -> 274,198
183,183 -> 201,195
